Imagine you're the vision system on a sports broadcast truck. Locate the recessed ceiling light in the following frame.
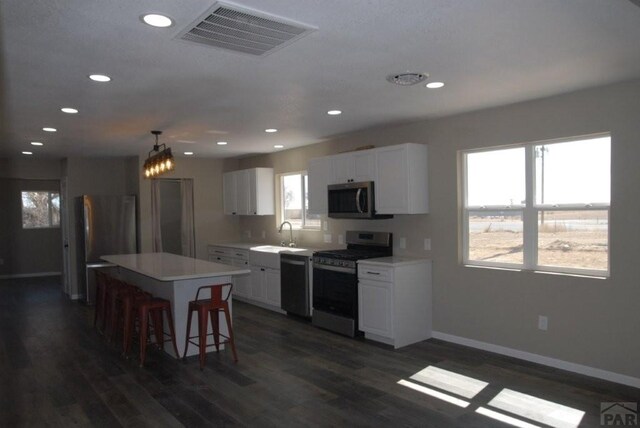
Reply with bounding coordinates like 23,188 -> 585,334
184,151 -> 194,156
89,74 -> 111,82
30,142 -> 43,146
142,14 -> 173,28
274,144 -> 284,149
327,110 -> 342,116
43,127 -> 57,132
22,151 -> 33,155
265,128 -> 278,133
61,107 -> 78,114
216,141 -> 228,146
426,81 -> 445,89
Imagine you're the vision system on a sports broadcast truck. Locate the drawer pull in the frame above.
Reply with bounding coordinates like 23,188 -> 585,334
367,271 -> 380,275
215,250 -> 224,254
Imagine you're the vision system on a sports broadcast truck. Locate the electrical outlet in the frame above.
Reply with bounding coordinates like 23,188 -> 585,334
338,234 -> 344,245
261,230 -> 266,239
399,237 -> 407,249
323,234 -> 332,243
424,238 -> 431,251
538,315 -> 548,331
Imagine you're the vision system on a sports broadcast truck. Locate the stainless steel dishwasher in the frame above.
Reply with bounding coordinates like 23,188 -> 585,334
280,253 -> 311,317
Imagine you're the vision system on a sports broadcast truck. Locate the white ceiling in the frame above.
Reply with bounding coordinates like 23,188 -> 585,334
2,0 -> 640,159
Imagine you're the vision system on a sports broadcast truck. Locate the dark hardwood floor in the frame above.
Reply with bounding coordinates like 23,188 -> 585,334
0,277 -> 637,427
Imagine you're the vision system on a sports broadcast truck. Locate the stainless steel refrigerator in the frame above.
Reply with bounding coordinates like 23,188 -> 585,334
76,195 -> 137,304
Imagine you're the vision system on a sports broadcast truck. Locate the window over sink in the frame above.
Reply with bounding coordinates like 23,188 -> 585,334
21,191 -> 60,229
279,172 -> 320,230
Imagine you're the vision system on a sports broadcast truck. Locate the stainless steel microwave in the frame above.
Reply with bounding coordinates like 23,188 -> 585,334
327,181 -> 392,219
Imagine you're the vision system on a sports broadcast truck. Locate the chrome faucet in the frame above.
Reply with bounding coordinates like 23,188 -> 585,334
278,221 -> 296,247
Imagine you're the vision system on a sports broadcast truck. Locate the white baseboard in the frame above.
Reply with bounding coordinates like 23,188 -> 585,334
432,331 -> 640,389
0,272 -> 61,279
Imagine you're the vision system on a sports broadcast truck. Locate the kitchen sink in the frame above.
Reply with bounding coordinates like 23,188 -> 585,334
249,245 -> 307,269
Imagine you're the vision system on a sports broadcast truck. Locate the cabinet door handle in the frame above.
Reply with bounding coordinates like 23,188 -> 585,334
235,253 -> 243,257
366,271 -> 380,275
261,268 -> 265,271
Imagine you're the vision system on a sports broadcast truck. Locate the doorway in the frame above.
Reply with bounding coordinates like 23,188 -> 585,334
151,179 -> 195,257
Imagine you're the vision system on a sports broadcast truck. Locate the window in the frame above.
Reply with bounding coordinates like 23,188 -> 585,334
280,172 -> 321,229
462,135 -> 610,276
21,191 -> 60,228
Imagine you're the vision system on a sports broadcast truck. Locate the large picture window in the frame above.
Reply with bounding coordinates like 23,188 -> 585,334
462,135 -> 610,276
280,172 -> 321,230
21,191 -> 60,228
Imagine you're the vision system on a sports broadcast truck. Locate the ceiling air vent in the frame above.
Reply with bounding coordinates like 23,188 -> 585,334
176,2 -> 316,56
386,73 -> 429,86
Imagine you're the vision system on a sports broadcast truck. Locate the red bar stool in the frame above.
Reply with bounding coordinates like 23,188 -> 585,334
104,279 -> 136,342
137,298 -> 180,367
93,270 -> 110,332
121,289 -> 152,356
183,284 -> 238,370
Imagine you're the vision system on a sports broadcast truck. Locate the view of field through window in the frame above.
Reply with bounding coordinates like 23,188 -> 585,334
465,136 -> 610,273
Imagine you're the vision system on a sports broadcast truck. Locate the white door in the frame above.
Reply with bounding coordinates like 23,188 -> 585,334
236,170 -> 250,215
307,157 -> 332,214
223,171 -> 237,215
264,268 -> 281,308
358,280 -> 393,337
375,146 -> 409,214
352,151 -> 376,182
232,259 -> 250,298
331,153 -> 353,184
250,267 -> 265,301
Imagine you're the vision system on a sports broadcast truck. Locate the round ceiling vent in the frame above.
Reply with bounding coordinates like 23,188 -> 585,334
386,72 -> 429,86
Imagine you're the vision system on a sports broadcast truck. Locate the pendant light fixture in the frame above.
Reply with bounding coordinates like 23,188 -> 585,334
143,130 -> 175,178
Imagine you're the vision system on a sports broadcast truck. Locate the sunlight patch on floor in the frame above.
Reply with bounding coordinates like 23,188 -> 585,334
397,379 -> 470,408
476,407 -> 542,428
488,388 -> 585,428
409,365 -> 489,399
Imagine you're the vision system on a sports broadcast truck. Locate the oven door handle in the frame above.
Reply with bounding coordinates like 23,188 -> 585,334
314,264 -> 356,274
356,188 -> 363,213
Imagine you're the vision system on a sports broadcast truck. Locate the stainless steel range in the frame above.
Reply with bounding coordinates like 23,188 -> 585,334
312,231 -> 392,337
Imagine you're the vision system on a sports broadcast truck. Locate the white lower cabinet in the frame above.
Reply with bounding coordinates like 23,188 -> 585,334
264,268 -> 281,308
250,265 -> 282,310
358,279 -> 393,337
207,245 -> 250,299
358,258 -> 432,349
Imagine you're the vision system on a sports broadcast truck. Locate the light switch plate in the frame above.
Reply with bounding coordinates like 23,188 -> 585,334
399,237 -> 406,249
323,221 -> 328,231
323,234 -> 332,243
424,238 -> 431,251
538,315 -> 548,331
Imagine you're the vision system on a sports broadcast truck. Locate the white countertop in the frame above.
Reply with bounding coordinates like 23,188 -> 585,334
102,252 -> 251,281
210,242 -> 321,257
358,256 -> 431,267
209,242 -> 257,250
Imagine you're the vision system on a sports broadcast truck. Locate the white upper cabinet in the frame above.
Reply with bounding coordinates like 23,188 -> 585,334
223,171 -> 237,215
329,151 -> 376,184
375,143 -> 428,215
308,143 -> 428,215
307,157 -> 332,214
223,167 -> 275,215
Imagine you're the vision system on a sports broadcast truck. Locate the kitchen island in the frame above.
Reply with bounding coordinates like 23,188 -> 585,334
102,252 -> 250,358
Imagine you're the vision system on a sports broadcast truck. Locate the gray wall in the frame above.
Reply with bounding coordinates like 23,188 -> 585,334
0,158 -> 63,276
64,157 -> 139,298
233,79 -> 640,379
0,178 -> 62,276
138,157 -> 241,259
